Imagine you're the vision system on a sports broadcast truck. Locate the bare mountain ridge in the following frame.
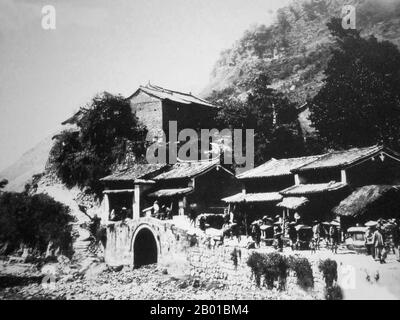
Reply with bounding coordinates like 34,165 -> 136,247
2,0 -> 400,192
202,0 -> 400,107
0,135 -> 55,192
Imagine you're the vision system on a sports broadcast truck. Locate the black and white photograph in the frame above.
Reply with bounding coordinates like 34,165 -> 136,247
1,0 -> 400,305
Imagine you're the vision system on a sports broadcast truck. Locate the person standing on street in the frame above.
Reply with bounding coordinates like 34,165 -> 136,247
365,227 -> 374,258
373,226 -> 385,263
392,220 -> 400,262
251,222 -> 261,248
329,224 -> 339,254
152,200 -> 160,218
312,221 -> 321,250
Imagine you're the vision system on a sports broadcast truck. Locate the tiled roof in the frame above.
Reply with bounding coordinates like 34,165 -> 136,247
131,84 -> 218,109
277,197 -> 309,210
237,155 -> 320,179
100,163 -> 167,182
148,187 -> 193,198
61,109 -> 84,125
153,158 -> 223,180
222,192 -> 283,203
237,145 -> 400,178
293,145 -> 384,172
334,185 -> 400,217
100,159 -> 228,183
280,182 -> 347,196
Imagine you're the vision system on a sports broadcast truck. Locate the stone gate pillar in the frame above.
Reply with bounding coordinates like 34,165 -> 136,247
133,185 -> 141,220
102,193 -> 110,222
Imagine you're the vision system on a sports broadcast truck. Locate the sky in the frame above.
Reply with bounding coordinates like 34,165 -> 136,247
0,0 -> 291,171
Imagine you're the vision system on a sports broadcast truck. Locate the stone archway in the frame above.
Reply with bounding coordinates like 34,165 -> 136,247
132,225 -> 159,268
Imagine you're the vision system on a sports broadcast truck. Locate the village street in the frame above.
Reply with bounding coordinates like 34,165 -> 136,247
298,250 -> 400,300
0,259 -> 313,300
1,248 -> 399,300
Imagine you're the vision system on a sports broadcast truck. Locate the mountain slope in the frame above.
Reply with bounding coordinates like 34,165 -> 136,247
0,135 -> 55,192
202,0 -> 400,109
3,0 -> 400,191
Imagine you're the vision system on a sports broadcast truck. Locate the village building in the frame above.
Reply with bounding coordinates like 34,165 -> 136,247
223,145 -> 400,228
333,185 -> 400,227
222,155 -> 319,225
290,145 -> 400,223
127,83 -> 219,141
100,163 -> 168,221
100,158 -> 240,223
61,83 -> 219,142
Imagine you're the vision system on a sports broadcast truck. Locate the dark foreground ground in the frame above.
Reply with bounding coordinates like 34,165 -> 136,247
1,249 -> 399,300
0,258 -> 316,300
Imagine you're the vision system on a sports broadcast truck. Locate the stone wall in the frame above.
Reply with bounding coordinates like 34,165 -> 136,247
187,243 -> 251,282
129,91 -> 163,140
104,217 -> 325,298
104,217 -> 198,267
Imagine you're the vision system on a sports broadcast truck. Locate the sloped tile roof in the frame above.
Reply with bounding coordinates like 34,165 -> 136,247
131,84 -> 218,109
280,182 -> 348,196
237,145 -> 400,178
147,187 -> 193,198
237,155 -> 320,179
334,185 -> 400,217
277,197 -> 309,210
293,145 -> 384,172
222,192 -> 283,203
153,158 -> 222,180
100,163 -> 167,182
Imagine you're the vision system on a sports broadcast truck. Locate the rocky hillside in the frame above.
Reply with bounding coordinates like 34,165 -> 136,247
0,135 -> 55,192
3,0 -> 400,191
202,0 -> 400,108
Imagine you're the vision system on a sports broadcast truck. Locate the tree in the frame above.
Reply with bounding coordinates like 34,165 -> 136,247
51,92 -> 148,195
211,74 -> 304,166
0,178 -> 8,190
309,18 -> 400,150
0,192 -> 74,254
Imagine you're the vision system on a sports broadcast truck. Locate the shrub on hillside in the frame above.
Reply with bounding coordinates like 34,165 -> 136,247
318,258 -> 338,288
262,252 -> 290,290
0,191 -> 74,256
325,284 -> 343,300
0,178 -> 8,190
51,92 -> 148,196
246,251 -> 265,287
85,215 -> 107,254
231,248 -> 240,269
247,252 -> 290,290
288,256 -> 314,290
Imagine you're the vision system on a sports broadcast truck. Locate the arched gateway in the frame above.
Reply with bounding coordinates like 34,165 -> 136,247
131,225 -> 159,268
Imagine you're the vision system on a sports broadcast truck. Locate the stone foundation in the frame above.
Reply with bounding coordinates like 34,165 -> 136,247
104,217 -> 326,298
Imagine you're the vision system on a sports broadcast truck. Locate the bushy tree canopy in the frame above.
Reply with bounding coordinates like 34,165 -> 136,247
309,18 -> 400,150
0,178 -> 8,190
51,92 -> 148,195
0,192 -> 74,254
210,74 -> 304,165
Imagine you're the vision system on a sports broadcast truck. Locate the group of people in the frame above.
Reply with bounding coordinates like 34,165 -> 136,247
152,200 -> 173,220
250,216 -> 285,250
311,220 -> 341,253
248,217 -> 341,253
365,225 -> 386,263
221,208 -> 245,242
109,207 -> 132,221
364,219 -> 400,264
